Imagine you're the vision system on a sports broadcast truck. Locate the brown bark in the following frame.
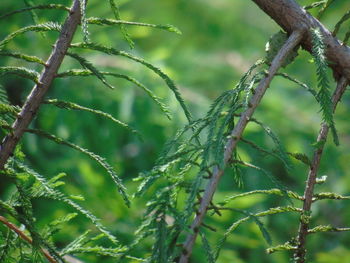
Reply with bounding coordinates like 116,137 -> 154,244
0,0 -> 82,170
251,0 -> 350,81
295,77 -> 348,262
178,29 -> 305,263
0,215 -> 57,263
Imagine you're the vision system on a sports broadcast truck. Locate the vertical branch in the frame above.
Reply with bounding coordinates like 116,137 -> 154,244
0,0 -> 83,170
294,76 -> 348,263
178,29 -> 305,263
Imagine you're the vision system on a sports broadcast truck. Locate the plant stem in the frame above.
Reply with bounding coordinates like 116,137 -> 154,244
178,29 -> 305,263
0,215 -> 57,263
294,76 -> 348,263
0,0 -> 82,170
251,0 -> 350,81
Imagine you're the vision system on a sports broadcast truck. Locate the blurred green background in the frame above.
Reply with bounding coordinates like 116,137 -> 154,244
1,0 -> 350,262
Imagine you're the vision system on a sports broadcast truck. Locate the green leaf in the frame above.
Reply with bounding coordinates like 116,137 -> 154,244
23,0 -> 46,39
25,129 -> 130,207
0,22 -> 61,47
44,99 -> 141,138
70,42 -> 192,122
266,241 -> 297,254
0,66 -> 40,83
288,152 -> 311,166
87,17 -> 182,35
333,10 -> 350,36
56,69 -> 171,119
304,1 -> 327,10
67,52 -> 114,89
311,28 -> 338,145
108,0 -> 134,48
0,50 -> 45,65
265,31 -> 299,67
318,0 -> 336,19
199,231 -> 215,263
0,4 -> 69,20
16,161 -> 121,245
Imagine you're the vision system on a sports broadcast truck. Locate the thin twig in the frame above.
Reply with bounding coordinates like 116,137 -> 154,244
0,0 -> 82,170
294,76 -> 348,263
0,215 -> 57,263
178,29 -> 305,263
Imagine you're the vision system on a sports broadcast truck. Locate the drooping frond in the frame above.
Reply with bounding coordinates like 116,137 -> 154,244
276,72 -> 318,99
199,231 -> 215,263
87,17 -> 182,35
288,152 -> 312,166
16,161 -> 121,245
25,129 -> 130,207
0,66 -> 40,83
311,27 -> 338,145
2,168 -> 65,262
265,31 -> 299,67
333,9 -> 350,36
44,99 -> 141,137
41,213 -> 78,239
108,0 -> 134,48
232,160 -> 292,203
317,0 -> 336,19
249,118 -> 292,172
307,225 -> 350,234
61,231 -> 125,258
0,50 -> 45,65
0,86 -> 19,122
0,22 -> 61,47
23,0 -> 44,39
0,4 -> 69,20
70,42 -> 192,121
267,241 -> 298,254
56,69 -> 171,119
66,52 -> 114,89
0,85 -> 18,130
303,1 -> 327,10
215,206 -> 302,260
220,188 -> 302,207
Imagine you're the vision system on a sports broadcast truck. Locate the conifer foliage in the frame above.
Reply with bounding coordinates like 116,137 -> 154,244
0,0 -> 350,263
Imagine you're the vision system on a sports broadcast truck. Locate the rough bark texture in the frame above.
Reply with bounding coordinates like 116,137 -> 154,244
251,0 -> 350,81
0,0 -> 82,170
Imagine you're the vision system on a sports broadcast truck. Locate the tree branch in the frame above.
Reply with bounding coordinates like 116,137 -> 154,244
0,215 -> 57,263
294,76 -> 348,263
0,0 -> 82,170
178,29 -> 305,263
251,0 -> 350,82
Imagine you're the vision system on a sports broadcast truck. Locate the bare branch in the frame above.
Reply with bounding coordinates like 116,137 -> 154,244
251,0 -> 350,82
294,76 -> 348,263
0,0 -> 82,170
178,29 -> 305,263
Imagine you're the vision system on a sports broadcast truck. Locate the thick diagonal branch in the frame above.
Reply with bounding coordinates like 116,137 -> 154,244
0,0 -> 82,170
251,0 -> 350,82
294,77 -> 348,263
178,29 -> 305,263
